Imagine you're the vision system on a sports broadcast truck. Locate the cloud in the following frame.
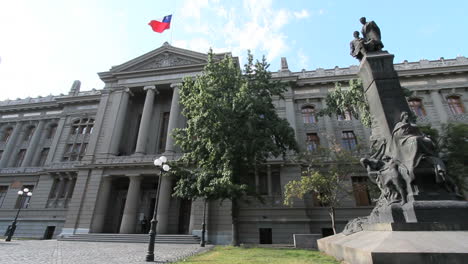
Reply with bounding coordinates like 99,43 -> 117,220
293,9 -> 310,19
297,49 -> 309,70
180,0 -> 210,19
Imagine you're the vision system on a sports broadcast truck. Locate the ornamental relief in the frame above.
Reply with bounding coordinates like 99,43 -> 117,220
128,53 -> 205,71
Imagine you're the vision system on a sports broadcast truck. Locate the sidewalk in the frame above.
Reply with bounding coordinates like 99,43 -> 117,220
0,240 -> 212,264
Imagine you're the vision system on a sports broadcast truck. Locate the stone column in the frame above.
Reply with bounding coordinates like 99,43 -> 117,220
110,88 -> 132,155
156,175 -> 172,234
284,92 -> 298,140
430,89 -> 449,124
164,83 -> 181,154
120,176 -> 142,233
321,98 -> 337,146
135,86 -> 157,155
22,120 -> 45,167
90,177 -> 112,233
0,122 -> 22,168
267,165 -> 273,196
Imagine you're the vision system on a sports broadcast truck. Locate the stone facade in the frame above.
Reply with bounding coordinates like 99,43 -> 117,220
0,43 -> 467,244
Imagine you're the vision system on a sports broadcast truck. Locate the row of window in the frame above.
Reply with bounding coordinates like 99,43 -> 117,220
408,96 -> 465,117
0,177 -> 76,209
0,185 -> 34,209
306,131 -> 358,152
0,124 -> 57,144
301,106 -> 353,124
301,95 -> 465,124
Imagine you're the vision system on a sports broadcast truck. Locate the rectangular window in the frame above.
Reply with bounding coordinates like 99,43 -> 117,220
66,177 -> 76,199
15,185 -> 34,209
352,177 -> 371,206
158,112 -> 170,153
14,149 -> 27,167
0,150 -> 3,161
341,131 -> 357,151
79,143 -> 88,160
271,169 -> 282,195
306,133 -> 320,152
258,170 -> 268,195
0,186 -> 8,208
48,178 -> 60,199
38,148 -> 50,166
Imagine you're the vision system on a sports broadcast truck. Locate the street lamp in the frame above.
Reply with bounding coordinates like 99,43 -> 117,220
5,188 -> 32,242
146,156 -> 170,262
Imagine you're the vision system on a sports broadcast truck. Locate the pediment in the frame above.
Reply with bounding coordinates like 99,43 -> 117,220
125,52 -> 206,71
110,43 -> 209,73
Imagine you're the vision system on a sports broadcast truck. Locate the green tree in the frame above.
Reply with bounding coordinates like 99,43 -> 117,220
173,50 -> 297,245
319,79 -> 413,127
439,123 -> 468,194
283,144 -> 362,234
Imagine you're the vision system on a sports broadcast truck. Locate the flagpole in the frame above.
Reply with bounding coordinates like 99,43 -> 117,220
170,0 -> 176,45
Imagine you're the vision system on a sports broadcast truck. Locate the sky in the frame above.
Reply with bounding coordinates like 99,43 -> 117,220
0,0 -> 467,101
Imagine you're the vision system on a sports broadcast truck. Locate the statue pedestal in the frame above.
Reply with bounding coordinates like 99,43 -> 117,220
318,230 -> 468,264
359,51 -> 411,140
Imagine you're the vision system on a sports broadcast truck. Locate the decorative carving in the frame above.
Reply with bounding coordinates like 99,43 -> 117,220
128,52 -> 205,71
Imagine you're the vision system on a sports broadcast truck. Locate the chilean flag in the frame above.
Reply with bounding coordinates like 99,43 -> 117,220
148,15 -> 172,33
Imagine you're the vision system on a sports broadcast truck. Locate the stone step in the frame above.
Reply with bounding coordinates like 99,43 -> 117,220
59,234 -> 201,244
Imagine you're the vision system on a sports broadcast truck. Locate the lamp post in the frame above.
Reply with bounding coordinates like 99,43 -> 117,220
5,188 -> 32,242
146,156 -> 170,262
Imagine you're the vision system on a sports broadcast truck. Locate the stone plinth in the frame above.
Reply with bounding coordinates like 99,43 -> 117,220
359,51 -> 411,140
293,234 -> 321,249
318,231 -> 468,264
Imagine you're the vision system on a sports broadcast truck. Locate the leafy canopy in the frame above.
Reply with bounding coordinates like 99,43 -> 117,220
319,79 -> 413,127
172,50 -> 297,201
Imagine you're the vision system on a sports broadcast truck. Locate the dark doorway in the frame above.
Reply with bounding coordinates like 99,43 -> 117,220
178,199 -> 192,234
321,228 -> 334,237
259,228 -> 272,244
43,226 -> 55,239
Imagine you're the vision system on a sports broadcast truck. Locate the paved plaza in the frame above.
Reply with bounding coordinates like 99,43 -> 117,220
0,240 -> 212,264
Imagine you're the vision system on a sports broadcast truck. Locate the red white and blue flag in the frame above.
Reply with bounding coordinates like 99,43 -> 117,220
148,15 -> 172,33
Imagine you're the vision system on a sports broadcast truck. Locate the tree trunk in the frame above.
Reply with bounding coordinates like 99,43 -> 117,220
329,206 -> 337,234
231,198 -> 239,246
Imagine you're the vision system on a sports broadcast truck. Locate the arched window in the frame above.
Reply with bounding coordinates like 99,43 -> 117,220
447,95 -> 465,114
302,106 -> 317,124
71,118 -> 95,135
1,127 -> 13,142
408,98 -> 426,117
342,131 -> 357,150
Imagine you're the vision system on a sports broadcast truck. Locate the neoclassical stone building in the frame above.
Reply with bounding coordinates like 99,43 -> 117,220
0,43 -> 467,244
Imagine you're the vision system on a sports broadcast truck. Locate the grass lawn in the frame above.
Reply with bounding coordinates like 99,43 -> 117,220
173,246 -> 340,264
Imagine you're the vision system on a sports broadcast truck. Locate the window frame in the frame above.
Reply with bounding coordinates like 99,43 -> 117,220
447,95 -> 465,114
301,105 -> 317,124
341,131 -> 358,151
408,98 -> 426,117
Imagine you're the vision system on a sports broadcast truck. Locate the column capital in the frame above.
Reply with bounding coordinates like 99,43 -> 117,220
123,87 -> 134,96
170,83 -> 183,89
143,85 -> 159,94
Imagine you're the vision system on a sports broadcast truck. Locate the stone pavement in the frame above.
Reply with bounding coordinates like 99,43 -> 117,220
0,240 -> 213,264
